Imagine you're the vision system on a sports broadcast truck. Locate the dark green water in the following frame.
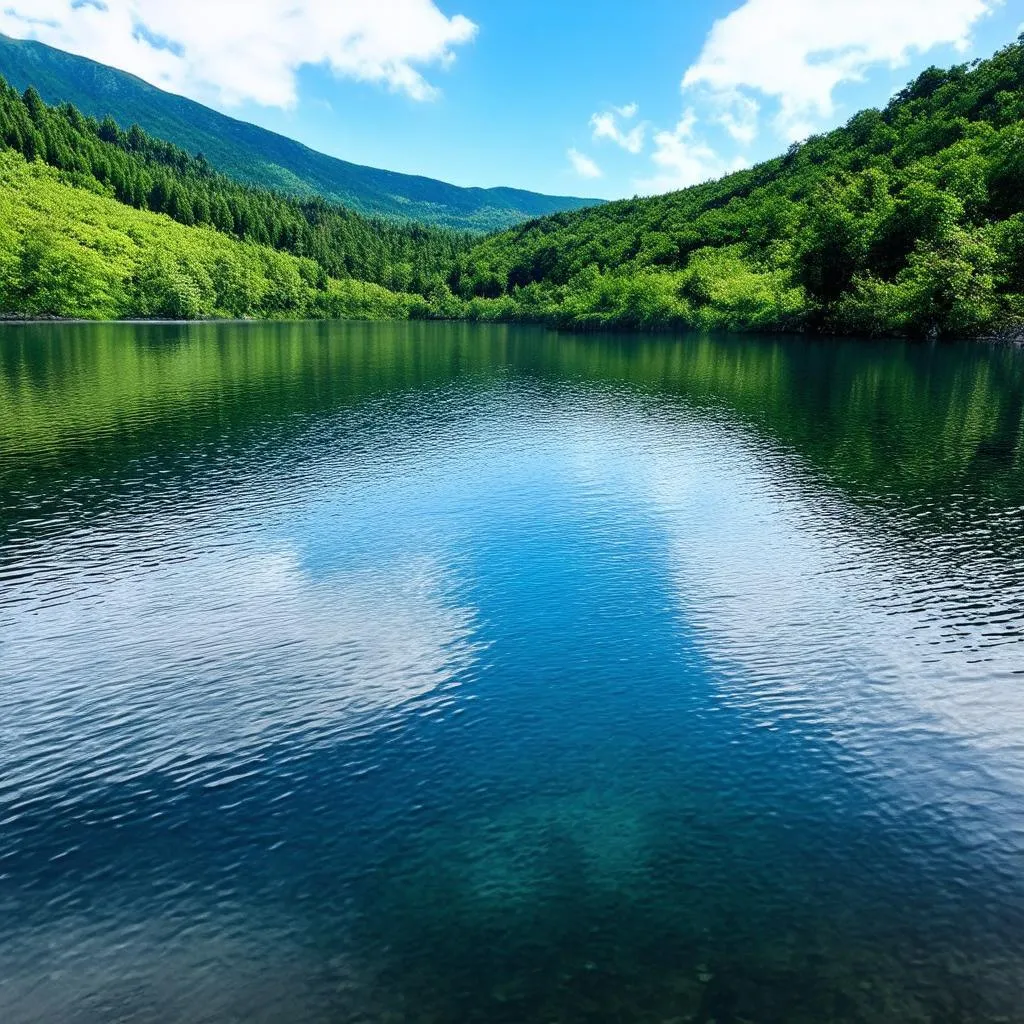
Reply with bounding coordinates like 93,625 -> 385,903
1,322 -> 1023,1023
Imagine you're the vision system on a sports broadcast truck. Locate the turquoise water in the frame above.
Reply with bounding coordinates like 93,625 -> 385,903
1,322 -> 1023,1022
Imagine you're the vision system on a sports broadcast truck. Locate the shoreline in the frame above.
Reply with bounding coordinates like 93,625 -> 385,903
1,314 -> 1022,345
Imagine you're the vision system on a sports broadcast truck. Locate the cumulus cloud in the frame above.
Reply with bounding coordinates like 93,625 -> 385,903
634,109 -> 746,194
628,0 -> 996,195
568,147 -> 603,179
0,0 -> 477,107
590,102 -> 646,154
683,0 -> 997,140
713,90 -> 760,144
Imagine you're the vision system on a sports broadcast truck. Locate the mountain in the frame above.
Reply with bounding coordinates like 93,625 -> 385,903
451,38 -> 1024,338
0,33 -> 601,232
0,76 -> 473,306
4,36 -> 1024,338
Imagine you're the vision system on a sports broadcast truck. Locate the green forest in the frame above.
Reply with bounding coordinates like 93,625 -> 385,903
0,78 -> 470,293
453,37 -> 1024,338
3,38 -> 1024,336
0,151 -> 440,320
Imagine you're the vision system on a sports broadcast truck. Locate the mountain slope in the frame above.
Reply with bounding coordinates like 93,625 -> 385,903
0,33 -> 601,232
0,77 -> 472,297
453,39 -> 1024,338
6,35 -> 1024,338
0,149 -> 430,320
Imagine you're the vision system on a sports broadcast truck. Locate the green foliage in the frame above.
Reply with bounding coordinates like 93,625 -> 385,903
454,40 -> 1024,337
0,150 -> 434,321
0,75 -> 470,299
560,268 -> 692,329
837,228 -> 999,337
14,224 -> 123,318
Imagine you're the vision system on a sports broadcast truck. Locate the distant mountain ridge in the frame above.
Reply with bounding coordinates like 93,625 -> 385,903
0,33 -> 601,232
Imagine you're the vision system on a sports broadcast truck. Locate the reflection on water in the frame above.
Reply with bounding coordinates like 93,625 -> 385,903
1,322 -> 1023,1022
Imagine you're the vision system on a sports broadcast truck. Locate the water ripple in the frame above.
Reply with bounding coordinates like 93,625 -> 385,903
1,322 -> 1023,1022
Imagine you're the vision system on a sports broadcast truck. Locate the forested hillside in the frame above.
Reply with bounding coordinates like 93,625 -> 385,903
0,33 -> 601,232
0,78 -> 469,298
4,38 -> 1024,336
0,150 -> 438,320
454,39 -> 1024,338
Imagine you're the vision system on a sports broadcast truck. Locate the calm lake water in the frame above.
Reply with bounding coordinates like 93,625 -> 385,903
1,322 -> 1023,1023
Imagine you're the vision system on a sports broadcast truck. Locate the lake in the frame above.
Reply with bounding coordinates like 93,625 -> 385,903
1,321 -> 1023,1023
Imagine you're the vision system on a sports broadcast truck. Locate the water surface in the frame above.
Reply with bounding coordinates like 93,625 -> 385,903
1,322 -> 1023,1022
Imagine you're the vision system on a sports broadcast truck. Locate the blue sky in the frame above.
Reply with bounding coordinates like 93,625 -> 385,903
2,1 -> 1023,199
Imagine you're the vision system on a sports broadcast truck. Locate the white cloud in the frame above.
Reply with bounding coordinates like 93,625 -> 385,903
0,0 -> 477,107
568,147 -> 603,179
634,109 -> 746,194
713,89 -> 760,144
683,0 -> 997,140
589,102 -> 646,154
627,0 -> 995,194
